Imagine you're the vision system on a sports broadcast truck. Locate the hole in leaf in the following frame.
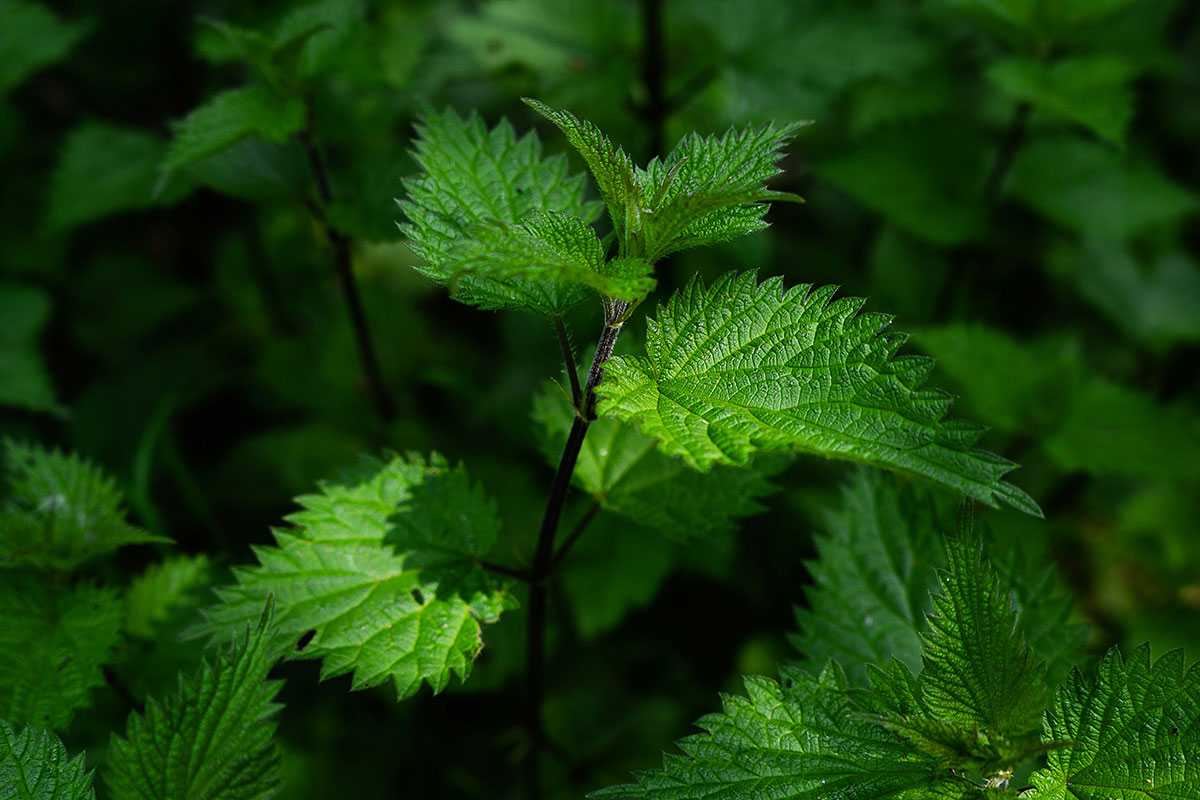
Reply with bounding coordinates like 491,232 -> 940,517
411,588 -> 425,605
295,630 -> 316,651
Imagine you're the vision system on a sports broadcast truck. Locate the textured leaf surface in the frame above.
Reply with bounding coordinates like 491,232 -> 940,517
0,0 -> 89,93
791,470 -> 941,684
597,272 -> 1040,515
919,526 -> 1046,738
165,86 -> 305,171
527,98 -> 802,263
0,720 -> 95,800
532,385 -> 782,539
636,122 -> 804,262
444,211 -> 654,303
1027,645 -> 1200,799
399,108 -> 600,314
524,98 -> 642,246
0,285 -> 61,414
198,453 -> 514,699
45,123 -> 193,232
0,573 -> 121,730
0,440 -> 167,571
596,664 -> 956,799
106,606 -> 283,800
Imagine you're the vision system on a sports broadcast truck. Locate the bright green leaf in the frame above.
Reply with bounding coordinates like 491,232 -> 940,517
197,453 -> 514,699
595,663 -> 957,799
987,56 -> 1136,146
0,0 -> 90,93
523,98 -> 643,247
45,122 -> 194,232
1026,644 -> 1200,800
399,107 -> 601,315
597,272 -> 1041,515
919,520 -> 1047,738
106,604 -> 283,800
0,720 -> 95,800
532,384 -> 783,539
636,122 -> 805,262
0,573 -> 122,730
444,211 -> 654,304
0,440 -> 168,571
165,85 -> 306,172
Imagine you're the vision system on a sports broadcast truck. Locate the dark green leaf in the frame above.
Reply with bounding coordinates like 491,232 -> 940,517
106,603 -> 283,800
0,720 -> 95,800
0,573 -> 122,730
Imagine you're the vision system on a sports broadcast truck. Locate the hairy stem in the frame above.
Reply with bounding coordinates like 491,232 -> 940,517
300,117 -> 395,422
525,310 -> 626,800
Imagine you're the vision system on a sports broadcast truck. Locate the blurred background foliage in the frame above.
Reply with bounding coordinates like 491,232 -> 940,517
0,0 -> 1197,797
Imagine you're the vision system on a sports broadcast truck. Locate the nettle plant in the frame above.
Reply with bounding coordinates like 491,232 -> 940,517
2,101 -> 1198,800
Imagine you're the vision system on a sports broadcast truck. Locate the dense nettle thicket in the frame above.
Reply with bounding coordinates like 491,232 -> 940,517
1,1 -> 1198,798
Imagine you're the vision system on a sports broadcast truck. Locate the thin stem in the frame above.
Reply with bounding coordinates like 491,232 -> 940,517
640,0 -> 666,158
525,312 -> 626,800
300,114 -> 395,422
984,101 -> 1032,203
475,559 -> 533,582
550,500 -> 601,572
553,315 -> 582,409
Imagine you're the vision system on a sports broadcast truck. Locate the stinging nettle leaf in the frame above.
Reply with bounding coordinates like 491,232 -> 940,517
44,122 -> 194,233
0,572 -> 122,730
791,469 -> 942,685
0,439 -> 168,571
164,85 -> 306,172
197,453 -> 514,699
636,121 -> 806,263
595,663 -> 957,799
124,553 -> 214,640
918,515 -> 1047,739
523,97 -> 643,248
596,272 -> 1041,516
0,720 -> 95,800
531,384 -> 783,540
106,603 -> 284,800
399,107 -> 602,315
1026,644 -> 1200,800
445,211 -> 654,303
